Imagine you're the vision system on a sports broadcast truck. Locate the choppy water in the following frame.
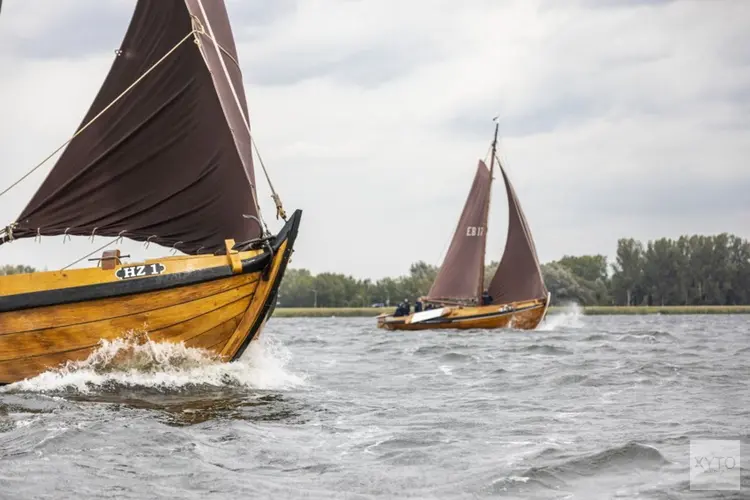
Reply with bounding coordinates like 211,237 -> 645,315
0,307 -> 747,499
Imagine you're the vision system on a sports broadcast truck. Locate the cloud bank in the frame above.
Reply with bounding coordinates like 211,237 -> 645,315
0,0 -> 748,278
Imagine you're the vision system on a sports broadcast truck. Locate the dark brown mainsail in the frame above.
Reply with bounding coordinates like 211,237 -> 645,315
426,161 -> 491,302
2,0 -> 260,255
487,163 -> 548,304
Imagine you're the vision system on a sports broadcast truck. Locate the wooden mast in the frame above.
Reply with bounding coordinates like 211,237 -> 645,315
478,118 -> 499,302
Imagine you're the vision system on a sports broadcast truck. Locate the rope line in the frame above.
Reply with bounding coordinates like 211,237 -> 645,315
61,234 -> 124,271
0,29 -> 201,201
194,6 -> 286,222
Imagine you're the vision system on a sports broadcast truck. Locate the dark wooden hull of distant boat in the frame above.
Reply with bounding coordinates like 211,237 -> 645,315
375,296 -> 549,331
0,211 -> 301,385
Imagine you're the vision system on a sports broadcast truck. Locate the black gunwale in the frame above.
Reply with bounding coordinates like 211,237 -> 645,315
0,210 -> 302,314
230,209 -> 302,360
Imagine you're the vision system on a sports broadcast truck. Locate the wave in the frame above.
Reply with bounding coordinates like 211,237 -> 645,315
492,442 -> 670,494
522,344 -> 572,355
538,302 -> 585,331
0,331 -> 306,394
618,330 -> 677,343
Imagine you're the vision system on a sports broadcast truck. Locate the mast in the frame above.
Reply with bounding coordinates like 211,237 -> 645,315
478,118 -> 499,301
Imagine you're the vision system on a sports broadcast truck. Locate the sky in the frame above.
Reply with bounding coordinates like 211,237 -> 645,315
0,0 -> 748,280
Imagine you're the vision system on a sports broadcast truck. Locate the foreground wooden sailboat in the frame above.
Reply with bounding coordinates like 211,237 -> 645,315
0,1 -> 301,384
377,121 -> 550,331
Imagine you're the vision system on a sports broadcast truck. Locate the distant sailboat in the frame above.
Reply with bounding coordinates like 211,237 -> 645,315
377,121 -> 550,330
0,0 -> 302,384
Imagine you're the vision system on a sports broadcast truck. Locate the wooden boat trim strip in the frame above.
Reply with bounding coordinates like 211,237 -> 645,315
0,210 -> 300,314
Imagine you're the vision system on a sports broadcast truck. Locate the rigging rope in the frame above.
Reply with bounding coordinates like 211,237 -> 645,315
194,6 -> 287,223
0,28 -> 202,201
61,234 -> 124,270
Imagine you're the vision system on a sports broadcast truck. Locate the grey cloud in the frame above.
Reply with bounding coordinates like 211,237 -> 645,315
569,174 -> 750,219
226,0 -> 296,34
5,1 -> 131,59
448,92 -> 606,139
3,0 -> 294,60
579,0 -> 675,9
246,40 -> 441,88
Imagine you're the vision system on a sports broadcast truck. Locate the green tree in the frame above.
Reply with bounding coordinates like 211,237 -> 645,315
611,238 -> 644,306
0,265 -> 36,276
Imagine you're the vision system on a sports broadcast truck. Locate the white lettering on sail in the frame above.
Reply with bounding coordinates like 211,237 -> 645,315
466,226 -> 485,237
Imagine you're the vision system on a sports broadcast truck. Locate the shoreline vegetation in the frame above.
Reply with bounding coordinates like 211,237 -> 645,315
272,305 -> 750,317
275,234 -> 750,309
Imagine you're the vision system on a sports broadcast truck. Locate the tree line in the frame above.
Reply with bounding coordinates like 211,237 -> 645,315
275,233 -> 750,307
3,233 -> 749,307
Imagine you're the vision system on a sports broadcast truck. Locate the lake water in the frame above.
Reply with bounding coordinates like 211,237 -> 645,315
0,308 -> 747,499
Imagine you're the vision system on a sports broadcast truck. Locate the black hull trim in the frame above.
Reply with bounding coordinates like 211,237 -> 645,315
0,211 -> 301,314
231,210 -> 302,361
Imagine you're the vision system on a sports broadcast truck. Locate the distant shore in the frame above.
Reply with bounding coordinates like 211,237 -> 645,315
272,305 -> 750,317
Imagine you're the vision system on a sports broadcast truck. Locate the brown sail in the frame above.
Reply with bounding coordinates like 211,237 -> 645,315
3,0 -> 260,255
487,163 -> 548,304
426,161 -> 491,302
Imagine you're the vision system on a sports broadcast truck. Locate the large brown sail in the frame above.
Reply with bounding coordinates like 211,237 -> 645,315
426,161 -> 491,302
2,0 -> 260,255
487,163 -> 547,303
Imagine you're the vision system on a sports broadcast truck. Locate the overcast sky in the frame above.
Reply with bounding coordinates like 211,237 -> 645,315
0,0 -> 748,279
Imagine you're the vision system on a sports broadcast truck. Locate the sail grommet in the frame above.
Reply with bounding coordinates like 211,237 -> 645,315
144,235 -> 157,249
114,49 -> 123,57
115,230 -> 126,245
171,241 -> 183,255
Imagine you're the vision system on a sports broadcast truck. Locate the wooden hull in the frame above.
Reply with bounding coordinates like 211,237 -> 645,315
0,210 -> 302,385
376,296 -> 550,331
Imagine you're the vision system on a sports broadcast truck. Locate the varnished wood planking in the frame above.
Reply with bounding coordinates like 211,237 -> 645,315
0,273 -> 259,335
0,247 -> 264,296
183,312 -> 243,351
0,346 -> 96,384
0,281 -> 258,362
0,311 -> 247,384
220,239 -> 290,360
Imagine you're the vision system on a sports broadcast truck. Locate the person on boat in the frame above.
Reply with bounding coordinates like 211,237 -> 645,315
481,289 -> 493,306
394,299 -> 410,317
414,298 -> 423,313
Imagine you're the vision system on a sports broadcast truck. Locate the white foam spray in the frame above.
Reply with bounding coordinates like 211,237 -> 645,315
538,301 -> 584,331
2,331 -> 307,394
